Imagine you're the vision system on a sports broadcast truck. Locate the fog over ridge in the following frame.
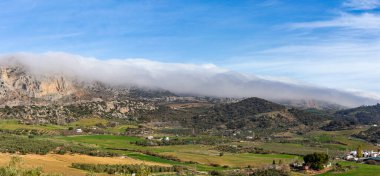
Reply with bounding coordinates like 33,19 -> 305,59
0,52 -> 377,107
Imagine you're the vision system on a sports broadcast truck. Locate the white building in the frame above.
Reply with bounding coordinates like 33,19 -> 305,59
345,150 -> 379,161
246,136 -> 253,140
146,136 -> 154,140
164,136 -> 170,141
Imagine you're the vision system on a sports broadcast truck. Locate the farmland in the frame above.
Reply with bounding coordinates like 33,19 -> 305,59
317,161 -> 380,176
57,135 -> 301,168
0,153 -> 166,176
0,117 -> 378,175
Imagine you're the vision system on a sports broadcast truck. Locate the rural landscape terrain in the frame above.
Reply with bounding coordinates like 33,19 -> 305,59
0,63 -> 378,176
1,0 -> 380,176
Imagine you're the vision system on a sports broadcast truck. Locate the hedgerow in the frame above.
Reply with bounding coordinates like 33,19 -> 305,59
71,163 -> 185,174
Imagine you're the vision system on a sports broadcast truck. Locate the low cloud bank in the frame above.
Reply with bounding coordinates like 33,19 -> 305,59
0,52 -> 378,107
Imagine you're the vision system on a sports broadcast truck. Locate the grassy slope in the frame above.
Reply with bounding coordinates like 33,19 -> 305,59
69,117 -> 108,127
317,161 -> 380,176
248,128 -> 379,157
305,129 -> 377,150
106,124 -> 138,133
0,120 -> 65,131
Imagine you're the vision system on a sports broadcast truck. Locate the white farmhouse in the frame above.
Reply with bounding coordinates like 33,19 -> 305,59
146,136 -> 154,140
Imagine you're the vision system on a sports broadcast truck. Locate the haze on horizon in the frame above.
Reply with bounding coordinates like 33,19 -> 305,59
0,0 -> 379,107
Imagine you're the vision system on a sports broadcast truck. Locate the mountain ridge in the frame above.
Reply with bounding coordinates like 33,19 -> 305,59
0,53 -> 378,107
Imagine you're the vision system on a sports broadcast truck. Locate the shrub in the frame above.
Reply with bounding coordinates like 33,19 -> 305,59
250,168 -> 289,176
71,163 -> 180,174
209,170 -> 224,176
210,163 -> 221,167
0,134 -> 118,157
303,152 -> 329,170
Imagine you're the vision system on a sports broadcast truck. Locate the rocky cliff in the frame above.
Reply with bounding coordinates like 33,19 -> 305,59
0,64 -> 164,123
0,65 -> 82,106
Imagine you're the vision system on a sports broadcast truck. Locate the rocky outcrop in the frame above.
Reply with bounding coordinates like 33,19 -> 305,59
0,65 -> 82,106
0,64 -> 171,123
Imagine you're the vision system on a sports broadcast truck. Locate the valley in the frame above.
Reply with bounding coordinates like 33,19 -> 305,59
2,1 -> 380,175
0,102 -> 378,175
0,65 -> 378,176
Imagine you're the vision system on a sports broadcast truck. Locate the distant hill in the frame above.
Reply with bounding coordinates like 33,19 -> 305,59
187,97 -> 332,134
322,104 -> 380,131
0,63 -> 376,135
353,127 -> 380,144
275,99 -> 346,111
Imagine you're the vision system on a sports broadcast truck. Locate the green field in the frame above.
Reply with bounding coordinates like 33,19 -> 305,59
0,119 -> 65,131
56,134 -> 301,168
1,130 -> 376,175
69,117 -> 108,127
304,129 -> 377,150
0,119 -> 66,136
318,161 -> 380,176
0,120 -> 378,175
106,124 -> 139,133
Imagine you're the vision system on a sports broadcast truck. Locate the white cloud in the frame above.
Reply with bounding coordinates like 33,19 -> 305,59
343,0 -> 380,10
290,13 -> 380,30
228,41 -> 380,101
0,52 -> 377,107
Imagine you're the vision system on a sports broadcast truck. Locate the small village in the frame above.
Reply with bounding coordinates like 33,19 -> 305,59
345,149 -> 380,165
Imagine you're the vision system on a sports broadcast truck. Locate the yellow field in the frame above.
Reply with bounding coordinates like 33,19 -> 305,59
0,153 -> 170,176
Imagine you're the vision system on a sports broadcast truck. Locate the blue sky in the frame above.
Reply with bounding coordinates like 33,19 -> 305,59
1,0 -> 380,97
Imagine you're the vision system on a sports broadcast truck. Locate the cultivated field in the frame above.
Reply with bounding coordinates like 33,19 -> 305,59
317,161 -> 380,176
0,118 -> 378,175
0,153 -> 168,176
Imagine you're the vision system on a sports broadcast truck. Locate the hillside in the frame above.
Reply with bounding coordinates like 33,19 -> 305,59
187,97 -> 332,134
322,104 -> 380,131
0,100 -> 156,124
275,99 -> 346,110
353,126 -> 380,144
0,64 -> 375,136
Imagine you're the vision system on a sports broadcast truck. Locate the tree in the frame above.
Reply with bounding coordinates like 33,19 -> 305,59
303,153 -> 329,170
356,145 -> 363,158
136,165 -> 151,176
